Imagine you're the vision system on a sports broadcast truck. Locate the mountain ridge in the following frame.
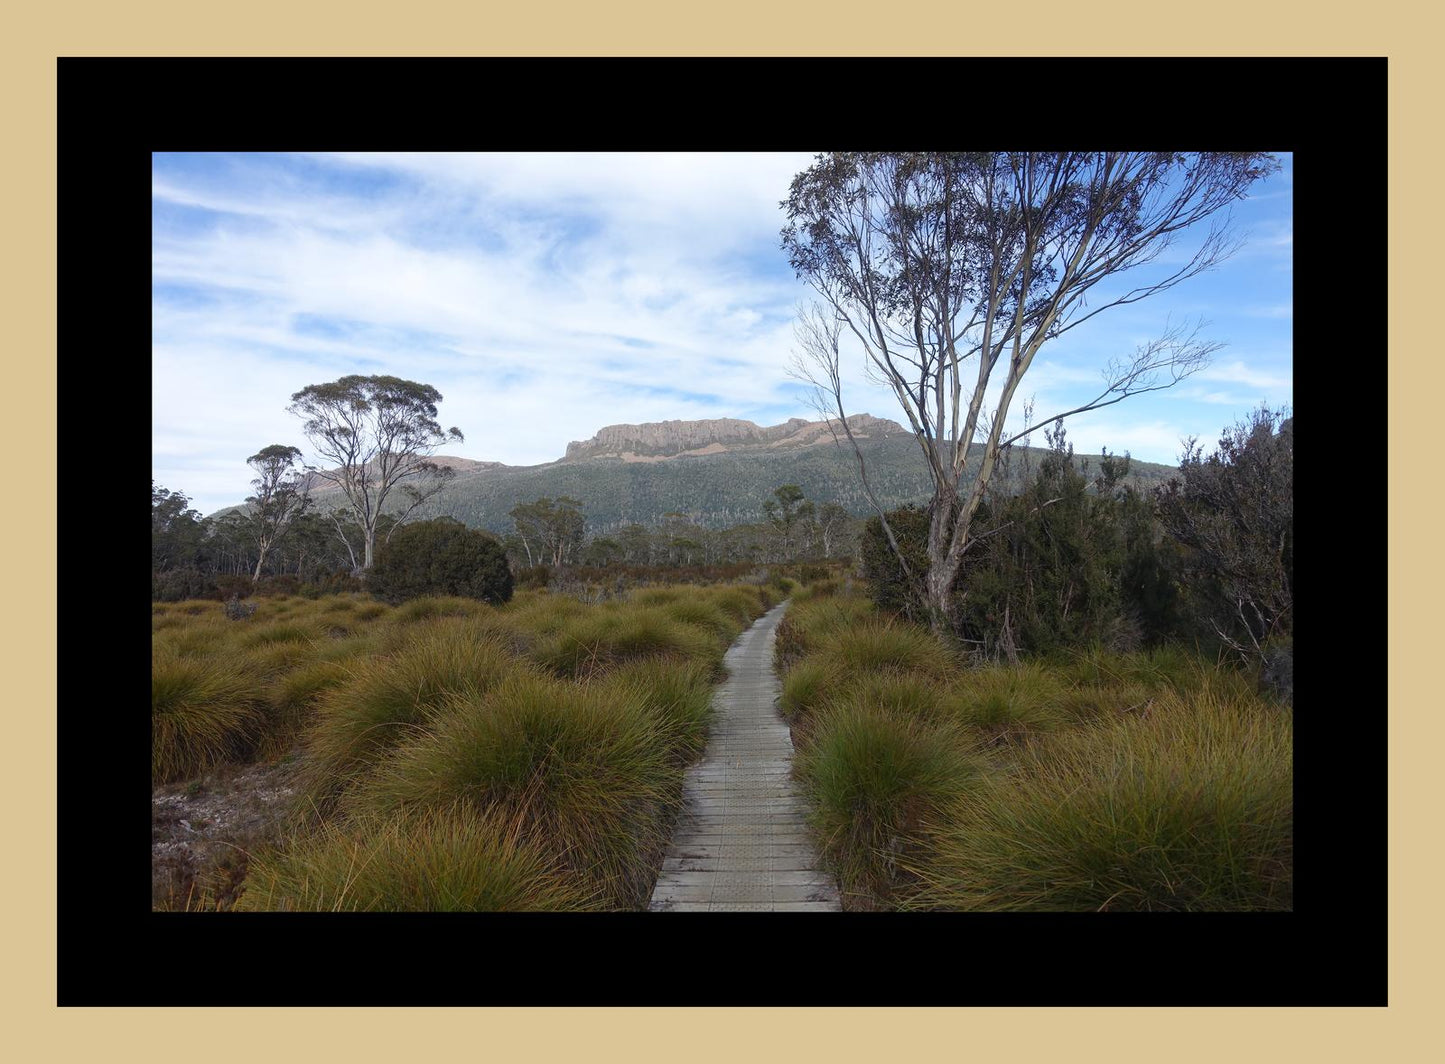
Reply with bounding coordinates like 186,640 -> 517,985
215,414 -> 1178,535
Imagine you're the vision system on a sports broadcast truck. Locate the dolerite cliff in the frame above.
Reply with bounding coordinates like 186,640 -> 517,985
224,414 -> 1175,535
562,414 -> 905,461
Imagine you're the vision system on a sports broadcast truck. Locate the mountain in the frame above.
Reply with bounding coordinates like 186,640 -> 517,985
562,413 -> 905,462
253,415 -> 1178,536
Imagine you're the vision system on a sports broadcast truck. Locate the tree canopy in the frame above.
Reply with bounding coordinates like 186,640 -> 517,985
783,151 -> 1279,631
287,375 -> 463,571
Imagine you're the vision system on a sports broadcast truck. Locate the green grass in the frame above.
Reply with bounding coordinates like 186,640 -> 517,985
901,687 -> 1293,911
794,702 -> 982,908
596,657 -> 716,762
152,643 -> 264,783
236,805 -> 602,911
300,622 -> 525,809
529,606 -> 721,680
775,581 -> 1292,912
351,670 -> 681,907
941,663 -> 1070,742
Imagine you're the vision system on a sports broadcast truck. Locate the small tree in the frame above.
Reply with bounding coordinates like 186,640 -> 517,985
762,484 -> 814,561
509,497 -> 586,567
244,444 -> 310,582
287,375 -> 463,571
783,151 -> 1279,632
814,501 -> 850,559
368,518 -> 514,605
1155,406 -> 1293,662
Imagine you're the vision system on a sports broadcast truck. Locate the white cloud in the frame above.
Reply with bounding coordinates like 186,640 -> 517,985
153,151 -> 1293,514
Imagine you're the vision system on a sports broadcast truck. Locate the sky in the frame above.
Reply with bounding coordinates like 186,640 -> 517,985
152,152 -> 1293,517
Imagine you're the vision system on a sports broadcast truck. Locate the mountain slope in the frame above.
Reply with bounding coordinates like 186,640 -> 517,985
262,415 -> 1177,536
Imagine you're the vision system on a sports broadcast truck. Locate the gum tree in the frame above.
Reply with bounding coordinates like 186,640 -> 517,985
287,375 -> 463,571
244,444 -> 310,582
783,151 -> 1279,632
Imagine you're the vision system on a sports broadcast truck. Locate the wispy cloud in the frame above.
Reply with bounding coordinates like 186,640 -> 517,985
153,152 -> 1295,514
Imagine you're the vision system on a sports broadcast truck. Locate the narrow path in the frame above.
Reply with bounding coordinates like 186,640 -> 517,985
649,600 -> 841,912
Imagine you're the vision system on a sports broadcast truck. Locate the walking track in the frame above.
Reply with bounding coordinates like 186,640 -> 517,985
648,601 -> 842,912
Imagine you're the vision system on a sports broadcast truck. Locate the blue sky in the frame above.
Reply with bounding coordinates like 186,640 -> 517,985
152,152 -> 1293,516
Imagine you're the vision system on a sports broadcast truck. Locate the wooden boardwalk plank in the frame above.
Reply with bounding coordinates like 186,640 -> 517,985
648,601 -> 841,913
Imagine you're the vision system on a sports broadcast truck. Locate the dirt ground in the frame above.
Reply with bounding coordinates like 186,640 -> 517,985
151,750 -> 308,910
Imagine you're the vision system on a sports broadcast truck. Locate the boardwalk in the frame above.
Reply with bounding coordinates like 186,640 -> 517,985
649,600 -> 842,912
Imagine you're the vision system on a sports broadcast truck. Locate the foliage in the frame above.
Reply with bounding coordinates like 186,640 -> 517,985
1155,406 -> 1294,666
782,151 -> 1279,629
287,375 -> 464,569
243,444 -> 310,581
367,517 -> 514,606
774,582 -> 1291,911
509,496 -> 586,568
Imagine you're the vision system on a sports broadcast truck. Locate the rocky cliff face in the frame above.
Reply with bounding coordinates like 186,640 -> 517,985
563,414 -> 905,462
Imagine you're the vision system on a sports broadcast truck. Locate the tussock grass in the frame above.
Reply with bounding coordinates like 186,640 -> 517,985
658,598 -> 737,645
779,658 -> 843,722
902,688 -> 1293,911
352,671 -> 681,907
1053,643 -> 1199,694
152,644 -> 264,783
529,607 -> 719,679
794,703 -> 982,907
389,595 -> 488,625
239,621 -> 324,650
502,592 -> 591,637
597,657 -> 716,762
236,805 -> 601,911
942,663 -> 1070,741
814,619 -> 959,681
301,624 -> 524,807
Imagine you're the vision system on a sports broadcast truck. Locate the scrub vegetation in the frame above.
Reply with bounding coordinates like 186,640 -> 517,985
153,580 -> 781,911
774,579 -> 1293,911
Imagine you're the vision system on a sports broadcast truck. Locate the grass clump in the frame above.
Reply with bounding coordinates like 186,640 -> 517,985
152,643 -> 264,783
301,623 -> 523,807
597,657 -> 716,762
530,606 -> 719,679
778,657 -> 842,723
814,618 -> 958,681
942,663 -> 1070,742
902,688 -> 1293,911
236,806 -> 601,911
352,670 -> 680,907
794,703 -> 982,908
389,595 -> 487,625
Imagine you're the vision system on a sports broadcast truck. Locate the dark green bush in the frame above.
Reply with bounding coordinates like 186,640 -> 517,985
152,568 -> 217,602
368,518 -> 514,606
859,504 -> 932,619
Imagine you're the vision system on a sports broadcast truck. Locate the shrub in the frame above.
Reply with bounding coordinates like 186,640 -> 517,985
152,568 -> 216,602
368,518 -> 514,606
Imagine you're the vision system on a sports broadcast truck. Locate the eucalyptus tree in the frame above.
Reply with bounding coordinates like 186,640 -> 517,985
783,151 -> 1279,631
244,444 -> 310,581
509,496 -> 586,567
287,375 -> 463,571
762,484 -> 813,561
